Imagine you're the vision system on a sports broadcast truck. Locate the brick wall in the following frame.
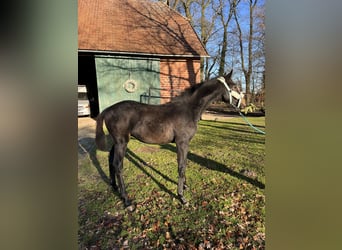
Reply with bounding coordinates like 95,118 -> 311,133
159,58 -> 201,103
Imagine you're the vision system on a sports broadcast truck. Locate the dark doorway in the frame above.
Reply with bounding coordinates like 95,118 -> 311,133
78,54 -> 99,117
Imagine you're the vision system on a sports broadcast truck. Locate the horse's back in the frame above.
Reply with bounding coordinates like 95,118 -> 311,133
103,100 -> 177,119
101,100 -> 196,144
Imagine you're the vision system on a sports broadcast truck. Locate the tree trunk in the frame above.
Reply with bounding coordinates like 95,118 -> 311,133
233,0 -> 258,106
218,28 -> 227,76
218,0 -> 235,76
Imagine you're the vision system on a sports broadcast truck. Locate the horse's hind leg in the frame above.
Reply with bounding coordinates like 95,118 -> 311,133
108,145 -> 118,190
113,141 -> 130,206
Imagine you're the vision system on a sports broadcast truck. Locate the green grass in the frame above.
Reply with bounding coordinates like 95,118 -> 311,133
78,117 -> 265,249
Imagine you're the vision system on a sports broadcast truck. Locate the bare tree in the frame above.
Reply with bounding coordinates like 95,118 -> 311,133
175,0 -> 218,81
179,0 -> 195,24
168,0 -> 265,94
253,4 -> 265,102
216,0 -> 239,76
164,0 -> 181,9
233,0 -> 258,106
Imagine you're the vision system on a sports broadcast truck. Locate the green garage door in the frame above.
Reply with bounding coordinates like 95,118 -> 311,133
95,55 -> 160,112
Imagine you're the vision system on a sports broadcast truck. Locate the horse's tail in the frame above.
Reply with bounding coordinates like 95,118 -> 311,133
95,112 -> 107,151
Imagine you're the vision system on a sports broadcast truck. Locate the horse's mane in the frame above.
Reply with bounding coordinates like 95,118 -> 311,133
169,79 -> 213,103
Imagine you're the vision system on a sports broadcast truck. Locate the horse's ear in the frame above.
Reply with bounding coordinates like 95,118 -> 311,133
224,69 -> 233,80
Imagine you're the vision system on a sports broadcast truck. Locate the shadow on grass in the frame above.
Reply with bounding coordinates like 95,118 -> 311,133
201,123 -> 257,135
161,144 -> 265,189
83,136 -> 178,200
80,137 -> 123,201
78,136 -> 111,186
89,150 -> 111,186
125,148 -> 178,199
223,120 -> 265,128
83,133 -> 264,202
200,120 -> 265,136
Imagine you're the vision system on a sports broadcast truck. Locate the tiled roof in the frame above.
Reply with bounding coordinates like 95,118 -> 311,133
78,0 -> 208,57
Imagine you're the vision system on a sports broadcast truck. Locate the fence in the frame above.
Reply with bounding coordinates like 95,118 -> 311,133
140,87 -> 182,104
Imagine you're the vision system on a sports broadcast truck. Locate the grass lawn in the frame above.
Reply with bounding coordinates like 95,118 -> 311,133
78,117 -> 265,249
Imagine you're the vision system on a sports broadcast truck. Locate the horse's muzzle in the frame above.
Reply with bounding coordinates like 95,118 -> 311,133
231,90 -> 244,109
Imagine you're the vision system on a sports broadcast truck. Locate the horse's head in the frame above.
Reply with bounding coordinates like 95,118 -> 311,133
218,70 -> 245,109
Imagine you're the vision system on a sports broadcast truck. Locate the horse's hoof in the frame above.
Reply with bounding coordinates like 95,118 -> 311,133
123,198 -> 132,206
179,196 -> 188,205
126,204 -> 136,212
124,200 -> 135,212
110,180 -> 118,190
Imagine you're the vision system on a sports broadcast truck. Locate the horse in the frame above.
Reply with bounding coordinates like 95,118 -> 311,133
95,70 -> 244,206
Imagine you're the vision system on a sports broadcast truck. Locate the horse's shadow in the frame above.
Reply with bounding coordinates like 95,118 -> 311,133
89,151 -> 111,186
84,134 -> 264,203
79,137 -> 122,201
125,148 -> 178,199
84,135 -> 179,200
160,144 -> 265,189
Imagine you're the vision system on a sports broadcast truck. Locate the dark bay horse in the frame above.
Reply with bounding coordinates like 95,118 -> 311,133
95,70 -> 244,206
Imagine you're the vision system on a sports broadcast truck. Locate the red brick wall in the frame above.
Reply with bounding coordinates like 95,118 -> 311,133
160,58 -> 201,103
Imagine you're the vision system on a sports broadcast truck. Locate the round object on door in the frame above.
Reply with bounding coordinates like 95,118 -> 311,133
123,79 -> 138,93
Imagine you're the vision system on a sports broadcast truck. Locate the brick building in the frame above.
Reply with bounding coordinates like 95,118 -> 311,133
78,0 -> 208,116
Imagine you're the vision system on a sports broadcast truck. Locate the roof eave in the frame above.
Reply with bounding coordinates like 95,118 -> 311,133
78,49 -> 210,58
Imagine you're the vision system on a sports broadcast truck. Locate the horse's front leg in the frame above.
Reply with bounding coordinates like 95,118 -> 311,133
176,140 -> 189,204
113,142 -> 131,206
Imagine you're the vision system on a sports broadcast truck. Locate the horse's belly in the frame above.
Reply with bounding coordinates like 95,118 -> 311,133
131,123 -> 174,144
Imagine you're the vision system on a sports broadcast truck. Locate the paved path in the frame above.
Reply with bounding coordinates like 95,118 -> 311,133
78,117 -> 96,159
78,117 -> 96,139
201,111 -> 236,122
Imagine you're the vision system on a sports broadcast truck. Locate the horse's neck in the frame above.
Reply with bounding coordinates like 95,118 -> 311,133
190,83 -> 222,121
